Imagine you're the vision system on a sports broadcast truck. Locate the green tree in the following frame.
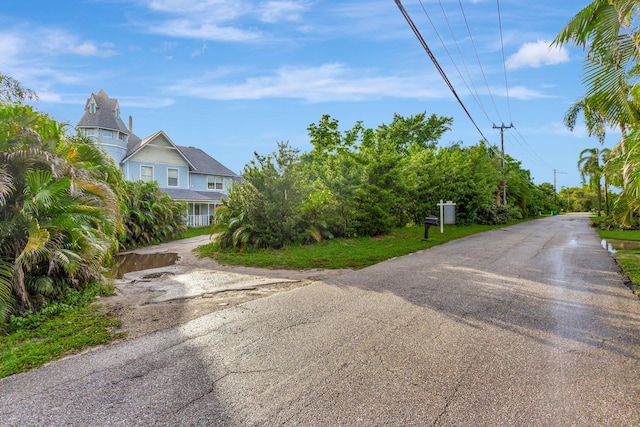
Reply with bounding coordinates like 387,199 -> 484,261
554,0 -> 640,128
214,141 -> 310,249
375,112 -> 453,154
578,147 -> 604,216
564,96 -> 608,144
555,1 -> 640,224
0,103 -> 121,324
120,180 -> 187,248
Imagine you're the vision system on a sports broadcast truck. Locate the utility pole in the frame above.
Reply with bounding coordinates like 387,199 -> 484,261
553,169 -> 566,202
493,123 -> 513,206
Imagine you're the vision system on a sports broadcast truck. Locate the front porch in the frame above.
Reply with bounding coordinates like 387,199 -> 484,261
187,202 -> 219,227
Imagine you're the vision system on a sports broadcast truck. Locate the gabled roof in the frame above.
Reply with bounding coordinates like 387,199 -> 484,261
76,89 -> 130,134
122,130 -> 196,169
178,146 -> 238,177
78,90 -> 240,178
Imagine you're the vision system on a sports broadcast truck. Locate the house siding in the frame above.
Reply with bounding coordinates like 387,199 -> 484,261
189,173 -> 236,193
77,91 -> 240,227
124,160 -> 190,189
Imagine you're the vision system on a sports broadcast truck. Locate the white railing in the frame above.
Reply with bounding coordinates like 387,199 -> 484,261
188,215 -> 212,227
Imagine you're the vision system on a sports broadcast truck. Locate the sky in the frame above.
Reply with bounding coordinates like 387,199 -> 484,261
0,0 -> 612,191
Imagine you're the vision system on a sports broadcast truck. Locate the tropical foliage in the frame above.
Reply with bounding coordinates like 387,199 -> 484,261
213,113 -> 555,250
119,180 -> 187,249
0,74 -> 189,329
556,1 -> 640,227
0,102 -> 121,326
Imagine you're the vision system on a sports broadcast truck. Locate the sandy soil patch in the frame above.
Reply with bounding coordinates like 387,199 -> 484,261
99,235 -> 349,341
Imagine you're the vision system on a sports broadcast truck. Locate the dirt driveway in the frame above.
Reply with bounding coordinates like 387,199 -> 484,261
100,235 -> 350,341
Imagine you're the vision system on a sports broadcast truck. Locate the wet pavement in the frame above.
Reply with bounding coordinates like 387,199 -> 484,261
2,214 -> 640,426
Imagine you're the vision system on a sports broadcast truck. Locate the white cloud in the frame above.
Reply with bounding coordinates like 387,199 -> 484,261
139,0 -> 311,41
0,27 -> 117,60
147,0 -> 243,19
165,63 -> 446,102
191,43 -> 208,57
117,96 -> 175,109
63,41 -> 117,57
505,40 -> 569,70
148,19 -> 262,41
507,85 -> 553,100
258,1 -> 306,23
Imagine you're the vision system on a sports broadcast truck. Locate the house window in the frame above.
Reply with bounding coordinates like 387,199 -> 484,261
167,168 -> 179,187
207,176 -> 223,190
102,129 -> 113,138
141,166 -> 153,182
89,102 -> 96,114
118,132 -> 126,141
85,128 -> 95,136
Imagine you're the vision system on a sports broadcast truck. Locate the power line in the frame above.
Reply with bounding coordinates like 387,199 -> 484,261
416,0 -> 493,124
496,0 -> 513,123
394,0 -> 492,144
457,0 -> 504,124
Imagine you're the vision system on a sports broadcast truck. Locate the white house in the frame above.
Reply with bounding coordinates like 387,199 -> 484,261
76,90 -> 240,227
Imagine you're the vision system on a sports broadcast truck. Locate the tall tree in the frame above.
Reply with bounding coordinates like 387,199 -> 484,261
553,0 -> 640,128
0,103 -> 121,322
555,1 -> 640,224
578,147 -> 604,216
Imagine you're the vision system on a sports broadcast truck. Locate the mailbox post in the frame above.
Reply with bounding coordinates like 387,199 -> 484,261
423,216 -> 438,240
437,200 -> 456,233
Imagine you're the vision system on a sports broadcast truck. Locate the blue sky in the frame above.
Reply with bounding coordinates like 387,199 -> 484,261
1,1 -> 610,190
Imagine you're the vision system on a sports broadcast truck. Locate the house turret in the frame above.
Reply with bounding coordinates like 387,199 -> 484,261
76,89 -> 132,165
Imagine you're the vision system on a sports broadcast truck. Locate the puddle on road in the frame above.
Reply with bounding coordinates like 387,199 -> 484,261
601,239 -> 640,254
607,239 -> 640,251
114,252 -> 180,278
601,239 -> 616,253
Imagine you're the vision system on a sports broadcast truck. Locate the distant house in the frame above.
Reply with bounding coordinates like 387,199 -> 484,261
76,90 -> 240,227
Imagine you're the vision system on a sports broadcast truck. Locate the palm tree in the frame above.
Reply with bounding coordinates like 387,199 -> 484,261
0,102 -> 121,324
553,0 -> 640,128
604,128 -> 640,226
564,96 -> 608,144
578,148 -> 604,216
556,1 -> 640,224
601,148 -> 612,216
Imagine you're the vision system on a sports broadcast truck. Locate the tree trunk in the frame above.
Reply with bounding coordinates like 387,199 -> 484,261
12,264 -> 32,312
597,180 -> 602,217
604,180 -> 610,216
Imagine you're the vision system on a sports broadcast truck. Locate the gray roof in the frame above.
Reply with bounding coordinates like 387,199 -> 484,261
77,90 -> 239,179
76,90 -> 131,134
162,189 -> 226,202
178,146 -> 238,177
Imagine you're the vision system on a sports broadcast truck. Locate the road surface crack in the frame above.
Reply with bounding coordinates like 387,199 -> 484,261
432,362 -> 473,426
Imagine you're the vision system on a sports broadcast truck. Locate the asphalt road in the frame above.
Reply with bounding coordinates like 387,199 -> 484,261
2,213 -> 640,426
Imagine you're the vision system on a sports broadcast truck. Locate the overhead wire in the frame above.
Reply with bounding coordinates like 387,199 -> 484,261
417,0 -> 493,125
496,0 -> 513,124
396,0 -> 551,172
456,0 -> 504,125
393,0 -> 492,145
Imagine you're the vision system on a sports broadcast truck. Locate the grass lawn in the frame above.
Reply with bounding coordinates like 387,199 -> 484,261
0,283 -> 122,379
196,222 -> 519,270
597,229 -> 640,242
596,227 -> 640,292
175,226 -> 211,240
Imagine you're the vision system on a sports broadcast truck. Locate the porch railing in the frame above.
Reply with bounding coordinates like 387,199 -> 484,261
188,214 -> 213,227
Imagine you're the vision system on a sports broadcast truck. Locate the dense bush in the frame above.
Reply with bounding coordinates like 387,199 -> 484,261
214,114 -> 553,249
120,180 -> 188,249
0,102 -> 121,327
